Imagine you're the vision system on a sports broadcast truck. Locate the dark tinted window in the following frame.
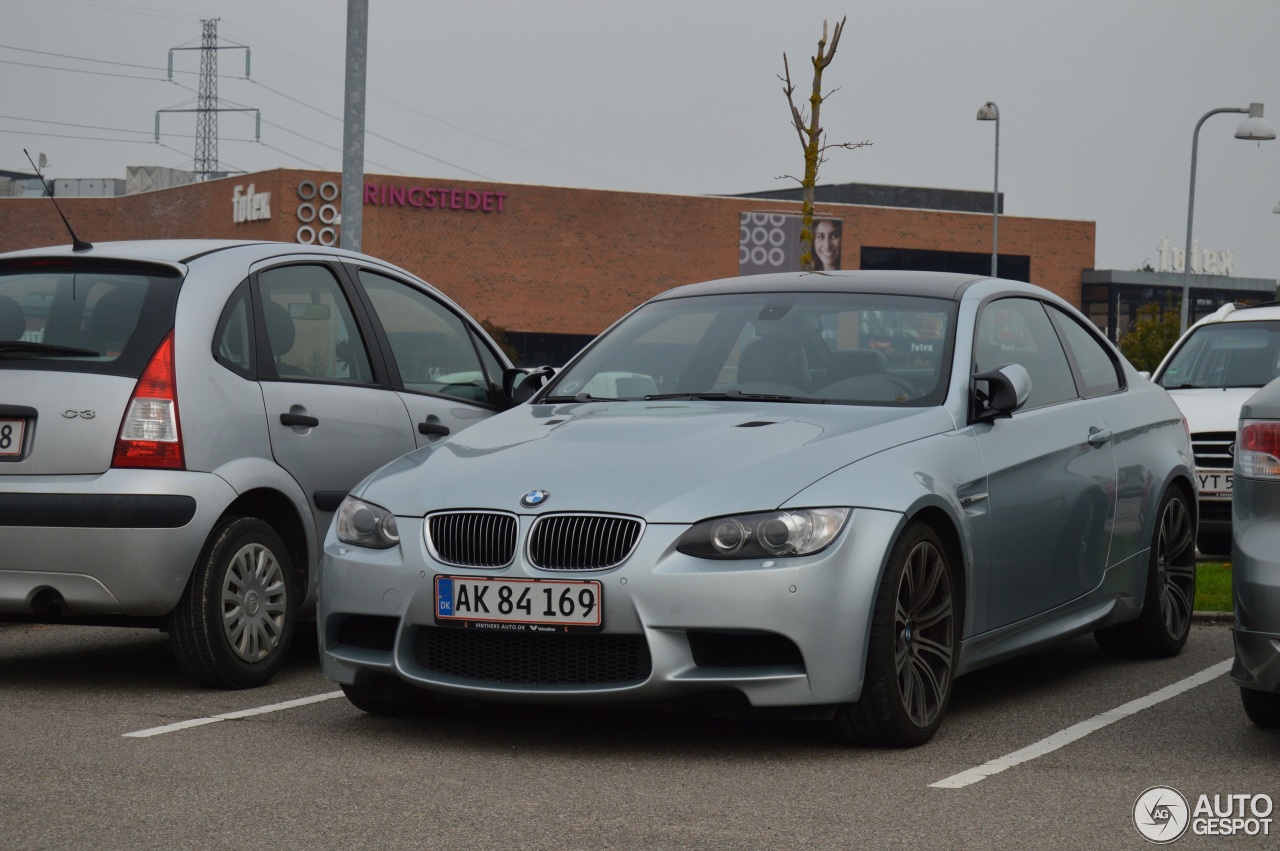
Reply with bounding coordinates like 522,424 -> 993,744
974,297 -> 1078,409
0,261 -> 180,377
358,270 -> 496,404
256,264 -> 373,383
214,283 -> 253,376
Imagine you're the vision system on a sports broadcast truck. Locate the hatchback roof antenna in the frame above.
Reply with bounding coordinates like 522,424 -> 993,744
23,148 -> 92,252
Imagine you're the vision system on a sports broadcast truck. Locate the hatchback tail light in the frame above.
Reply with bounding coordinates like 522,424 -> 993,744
112,331 -> 184,469
1237,419 -> 1280,480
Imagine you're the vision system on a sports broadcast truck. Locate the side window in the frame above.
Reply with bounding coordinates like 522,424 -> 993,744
357,270 -> 493,404
213,283 -> 253,375
975,297 -> 1078,409
1047,305 -> 1122,397
256,264 -> 373,383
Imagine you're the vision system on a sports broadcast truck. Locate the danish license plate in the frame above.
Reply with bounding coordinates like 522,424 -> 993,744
1196,468 -> 1232,496
0,418 -> 25,457
435,576 -> 603,632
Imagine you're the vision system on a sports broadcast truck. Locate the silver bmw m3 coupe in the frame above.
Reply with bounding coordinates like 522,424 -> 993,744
319,270 -> 1197,745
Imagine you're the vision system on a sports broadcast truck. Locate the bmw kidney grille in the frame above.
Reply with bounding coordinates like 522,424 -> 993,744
426,511 -> 642,570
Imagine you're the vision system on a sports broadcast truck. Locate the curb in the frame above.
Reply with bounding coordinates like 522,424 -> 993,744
1192,611 -> 1233,624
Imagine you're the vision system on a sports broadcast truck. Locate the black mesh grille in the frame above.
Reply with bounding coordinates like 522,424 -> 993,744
528,514 -> 642,570
427,512 -> 518,567
1193,431 -> 1236,469
1200,501 -> 1232,522
414,627 -> 651,685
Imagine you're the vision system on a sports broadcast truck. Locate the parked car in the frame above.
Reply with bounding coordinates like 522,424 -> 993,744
1152,302 -> 1280,555
319,270 -> 1197,746
1231,377 -> 1280,727
0,239 -> 523,687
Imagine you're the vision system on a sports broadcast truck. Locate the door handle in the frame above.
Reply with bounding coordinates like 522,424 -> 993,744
280,412 -> 320,428
1087,426 -> 1112,447
418,421 -> 450,437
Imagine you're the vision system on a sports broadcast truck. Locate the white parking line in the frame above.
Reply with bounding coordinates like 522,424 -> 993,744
122,691 -> 344,738
930,658 -> 1233,789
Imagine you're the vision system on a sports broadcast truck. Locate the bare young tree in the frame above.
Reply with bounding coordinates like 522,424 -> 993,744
780,16 -> 871,271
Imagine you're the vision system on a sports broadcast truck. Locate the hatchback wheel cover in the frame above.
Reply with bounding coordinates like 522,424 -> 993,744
221,543 -> 288,663
1156,496 -> 1195,639
895,541 -> 955,728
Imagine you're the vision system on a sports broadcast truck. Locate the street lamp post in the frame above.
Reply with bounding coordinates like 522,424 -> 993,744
1178,102 -> 1275,333
976,101 -> 1000,278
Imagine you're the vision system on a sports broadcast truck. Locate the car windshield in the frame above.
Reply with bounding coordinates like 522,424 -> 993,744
0,259 -> 181,377
1157,319 -> 1280,389
544,291 -> 956,406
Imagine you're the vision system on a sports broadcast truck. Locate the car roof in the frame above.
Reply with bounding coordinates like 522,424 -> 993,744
0,239 -> 376,268
649,270 -> 990,303
1192,302 -> 1280,328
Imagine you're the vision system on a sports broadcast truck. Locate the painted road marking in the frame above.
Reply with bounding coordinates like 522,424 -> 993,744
123,691 -> 344,738
930,658 -> 1233,789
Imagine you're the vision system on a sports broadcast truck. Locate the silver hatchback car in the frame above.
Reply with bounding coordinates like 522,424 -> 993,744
319,271 -> 1197,746
0,239 -> 517,687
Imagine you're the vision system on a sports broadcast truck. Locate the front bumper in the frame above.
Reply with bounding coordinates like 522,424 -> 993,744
0,469 -> 238,617
319,508 -> 903,709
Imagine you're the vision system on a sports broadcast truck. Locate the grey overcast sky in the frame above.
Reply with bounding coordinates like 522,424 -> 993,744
4,0 -> 1280,280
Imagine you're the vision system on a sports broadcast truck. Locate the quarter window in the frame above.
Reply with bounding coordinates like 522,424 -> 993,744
214,284 -> 253,375
1047,305 -> 1122,397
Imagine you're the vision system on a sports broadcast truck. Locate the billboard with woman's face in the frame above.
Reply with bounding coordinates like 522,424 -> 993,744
738,212 -> 842,275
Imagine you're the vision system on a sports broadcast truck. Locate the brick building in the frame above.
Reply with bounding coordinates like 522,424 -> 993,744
0,168 -> 1097,363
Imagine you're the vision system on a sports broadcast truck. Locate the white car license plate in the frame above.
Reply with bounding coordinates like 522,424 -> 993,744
1196,468 -> 1232,495
435,576 -> 603,632
0,418 -> 25,457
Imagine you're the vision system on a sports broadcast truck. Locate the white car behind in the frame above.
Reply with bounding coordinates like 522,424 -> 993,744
1152,301 -> 1280,555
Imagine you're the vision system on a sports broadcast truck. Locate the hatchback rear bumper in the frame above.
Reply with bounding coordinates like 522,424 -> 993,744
0,469 -> 237,617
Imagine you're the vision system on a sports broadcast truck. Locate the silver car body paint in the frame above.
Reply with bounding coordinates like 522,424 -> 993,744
319,271 -> 1194,709
0,240 -> 510,620
1231,379 -> 1280,694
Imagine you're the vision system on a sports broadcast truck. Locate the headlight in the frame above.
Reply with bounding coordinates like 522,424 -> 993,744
335,495 -> 400,549
676,508 -> 850,559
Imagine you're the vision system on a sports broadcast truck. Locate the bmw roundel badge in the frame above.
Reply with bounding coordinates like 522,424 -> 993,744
520,489 -> 550,508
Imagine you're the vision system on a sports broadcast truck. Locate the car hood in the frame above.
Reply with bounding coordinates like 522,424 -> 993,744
359,400 -> 956,522
1163,387 -> 1257,433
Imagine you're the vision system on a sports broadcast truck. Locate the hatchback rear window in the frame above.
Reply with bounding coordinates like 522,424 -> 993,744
0,259 -> 181,377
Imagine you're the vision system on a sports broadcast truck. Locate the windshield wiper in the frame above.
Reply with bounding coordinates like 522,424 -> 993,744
540,392 -> 626,402
645,390 -> 827,404
0,341 -> 100,358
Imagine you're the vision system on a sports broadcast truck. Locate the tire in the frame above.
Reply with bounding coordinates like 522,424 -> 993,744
1196,530 -> 1232,558
1241,688 -> 1280,728
342,678 -> 439,717
168,517 -> 297,688
1095,488 -> 1195,659
833,522 -> 957,747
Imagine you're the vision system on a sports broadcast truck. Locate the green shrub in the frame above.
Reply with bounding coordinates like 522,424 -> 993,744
1119,301 -> 1181,373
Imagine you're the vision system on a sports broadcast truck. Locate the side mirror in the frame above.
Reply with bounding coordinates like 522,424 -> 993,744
502,365 -> 555,407
971,363 -> 1032,422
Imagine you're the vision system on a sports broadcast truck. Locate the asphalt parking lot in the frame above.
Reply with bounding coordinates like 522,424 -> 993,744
1,618 -> 1275,849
